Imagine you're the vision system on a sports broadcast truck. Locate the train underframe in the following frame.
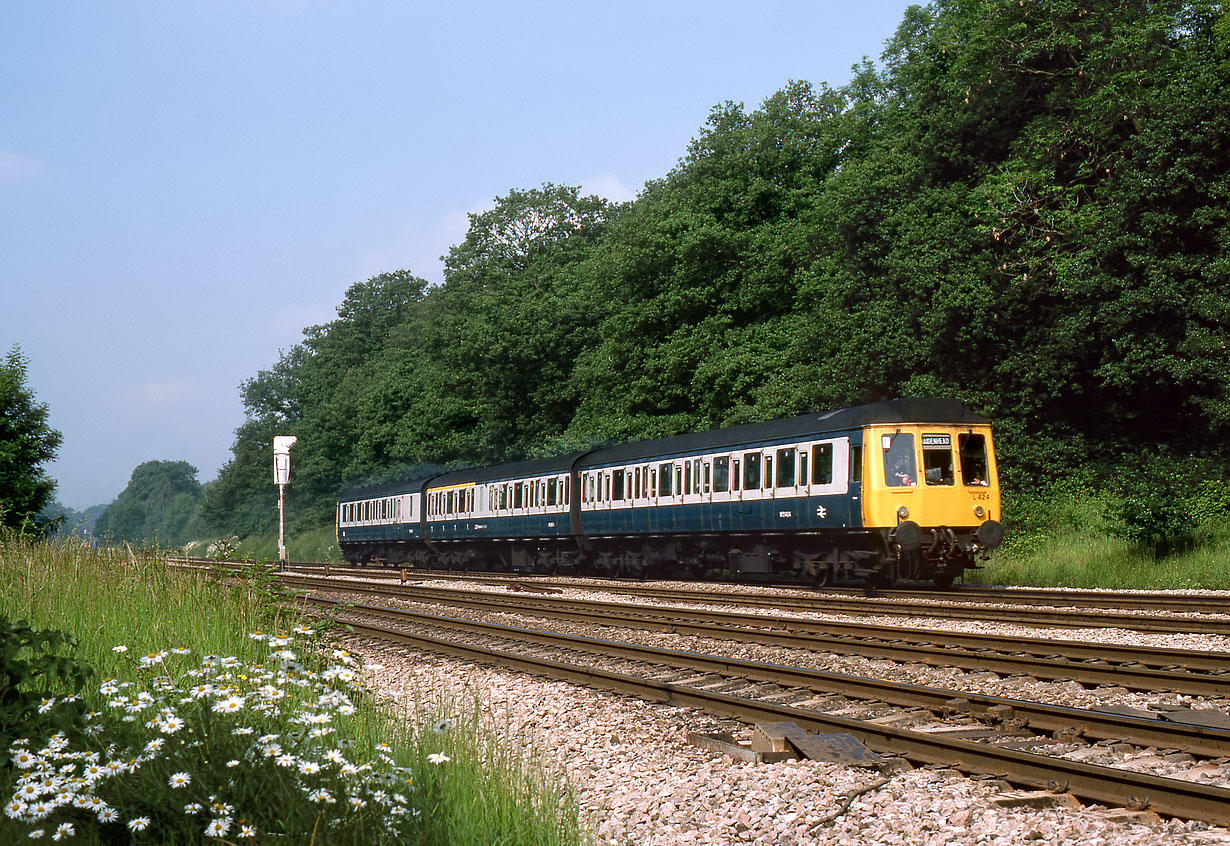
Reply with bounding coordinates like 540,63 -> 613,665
340,525 -> 993,587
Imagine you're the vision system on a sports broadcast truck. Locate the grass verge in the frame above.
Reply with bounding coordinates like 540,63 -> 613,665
0,535 -> 580,845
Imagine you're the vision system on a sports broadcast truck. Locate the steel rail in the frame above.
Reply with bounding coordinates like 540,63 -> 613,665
277,576 -> 1230,696
320,604 -> 1230,825
307,595 -> 1230,759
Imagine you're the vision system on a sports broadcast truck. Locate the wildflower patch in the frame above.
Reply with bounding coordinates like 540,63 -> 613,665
4,630 -> 420,842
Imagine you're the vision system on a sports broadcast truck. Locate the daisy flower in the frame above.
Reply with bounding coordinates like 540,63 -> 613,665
211,695 -> 245,714
428,753 -> 450,765
168,771 -> 192,789
128,816 -> 150,832
52,822 -> 74,840
204,818 -> 231,838
238,824 -> 257,838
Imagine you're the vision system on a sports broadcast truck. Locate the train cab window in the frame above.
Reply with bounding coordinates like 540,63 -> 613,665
714,457 -> 730,493
743,453 -> 760,489
812,444 -> 834,485
922,434 -> 955,486
883,433 -> 917,487
776,448 -> 796,487
959,433 -> 990,486
851,445 -> 862,483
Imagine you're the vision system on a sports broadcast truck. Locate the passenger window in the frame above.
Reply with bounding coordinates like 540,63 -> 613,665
613,470 -> 625,501
743,453 -> 760,489
812,444 -> 834,484
659,464 -> 673,497
684,460 -> 692,495
776,449 -> 796,487
883,433 -> 917,487
547,478 -> 557,506
959,433 -> 990,486
714,457 -> 730,492
514,483 -> 524,509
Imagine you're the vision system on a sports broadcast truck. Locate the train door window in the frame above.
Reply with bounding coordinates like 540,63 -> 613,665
683,460 -> 692,495
702,461 -> 711,494
675,465 -> 683,497
851,445 -> 862,483
959,434 -> 990,486
714,457 -> 730,492
604,473 -> 612,502
658,464 -> 672,497
547,478 -> 557,506
799,451 -> 808,489
743,453 -> 760,490
512,483 -> 522,509
562,477 -> 569,505
650,468 -> 658,497
812,444 -> 834,485
694,461 -> 703,494
883,433 -> 917,487
776,448 -> 796,487
468,489 -> 475,512
634,467 -> 641,499
733,459 -> 741,491
922,434 -> 955,485
764,455 -> 773,489
612,470 -> 625,501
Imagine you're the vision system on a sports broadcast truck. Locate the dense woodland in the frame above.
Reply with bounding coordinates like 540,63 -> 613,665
173,0 -> 1229,544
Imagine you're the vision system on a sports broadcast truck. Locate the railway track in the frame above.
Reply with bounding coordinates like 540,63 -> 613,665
305,595 -> 1230,826
278,574 -> 1230,697
278,560 -> 1230,616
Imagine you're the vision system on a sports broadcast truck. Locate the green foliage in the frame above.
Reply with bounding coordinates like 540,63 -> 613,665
0,346 -> 63,533
92,460 -> 205,548
198,0 -> 1230,543
1105,453 -> 1228,556
0,617 -> 93,757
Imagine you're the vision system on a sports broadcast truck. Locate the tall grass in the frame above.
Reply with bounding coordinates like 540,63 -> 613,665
0,536 -> 580,845
978,482 -> 1230,589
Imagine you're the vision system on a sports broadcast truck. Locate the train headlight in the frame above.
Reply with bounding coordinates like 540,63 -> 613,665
897,506 -> 909,520
974,506 -> 985,519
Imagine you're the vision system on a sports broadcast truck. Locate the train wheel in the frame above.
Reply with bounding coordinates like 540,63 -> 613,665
812,564 -> 833,588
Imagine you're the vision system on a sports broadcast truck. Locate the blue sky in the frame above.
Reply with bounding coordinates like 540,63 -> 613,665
1,1 -> 916,511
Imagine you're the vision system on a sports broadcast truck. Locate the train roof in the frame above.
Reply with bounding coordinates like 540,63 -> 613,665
336,399 -> 987,500
581,398 -> 988,466
425,451 -> 589,488
337,477 -> 434,502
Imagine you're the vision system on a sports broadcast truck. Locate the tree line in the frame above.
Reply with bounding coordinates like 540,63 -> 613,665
197,0 -> 1229,539
9,0 -> 1226,549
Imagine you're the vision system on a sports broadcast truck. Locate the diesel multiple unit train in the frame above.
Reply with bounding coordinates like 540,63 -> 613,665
336,398 -> 1004,587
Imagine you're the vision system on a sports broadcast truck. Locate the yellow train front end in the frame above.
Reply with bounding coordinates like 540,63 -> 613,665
861,421 -> 1003,586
